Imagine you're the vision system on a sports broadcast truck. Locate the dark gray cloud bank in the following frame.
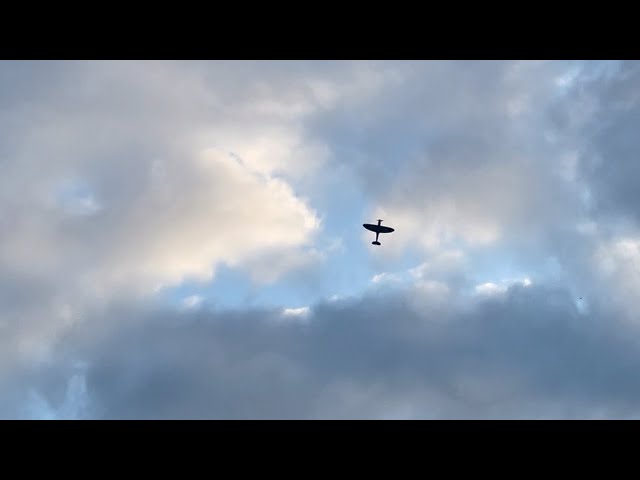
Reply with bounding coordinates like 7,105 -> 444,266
11,282 -> 640,419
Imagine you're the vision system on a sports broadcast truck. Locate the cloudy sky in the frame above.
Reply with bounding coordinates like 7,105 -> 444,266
3,60 -> 640,419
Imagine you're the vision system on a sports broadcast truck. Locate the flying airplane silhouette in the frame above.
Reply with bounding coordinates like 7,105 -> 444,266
363,219 -> 395,245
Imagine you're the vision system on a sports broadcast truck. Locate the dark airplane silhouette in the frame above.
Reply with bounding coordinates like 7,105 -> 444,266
363,219 -> 395,245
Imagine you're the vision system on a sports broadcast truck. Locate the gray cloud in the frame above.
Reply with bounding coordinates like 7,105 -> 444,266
573,61 -> 640,224
297,61 -> 593,275
7,280 -> 640,419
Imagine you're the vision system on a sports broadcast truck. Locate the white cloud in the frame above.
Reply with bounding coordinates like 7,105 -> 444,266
475,282 -> 508,296
0,61 -> 339,367
592,236 -> 640,323
282,306 -> 311,317
182,295 -> 204,310
371,272 -> 401,284
0,61 -> 332,291
474,277 -> 531,297
408,250 -> 466,279
345,61 -> 587,257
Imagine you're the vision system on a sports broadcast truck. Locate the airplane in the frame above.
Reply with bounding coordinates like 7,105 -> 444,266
363,219 -> 395,245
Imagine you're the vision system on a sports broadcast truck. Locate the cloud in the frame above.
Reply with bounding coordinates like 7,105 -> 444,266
0,61 -> 336,367
408,250 -> 467,280
364,61 -> 585,255
182,295 -> 204,310
7,279 -> 640,419
474,282 -> 508,296
0,73 -> 323,290
371,272 -> 401,284
282,306 -> 311,316
576,61 -> 640,224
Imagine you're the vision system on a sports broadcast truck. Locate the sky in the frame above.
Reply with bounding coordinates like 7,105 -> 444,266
3,60 -> 640,419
